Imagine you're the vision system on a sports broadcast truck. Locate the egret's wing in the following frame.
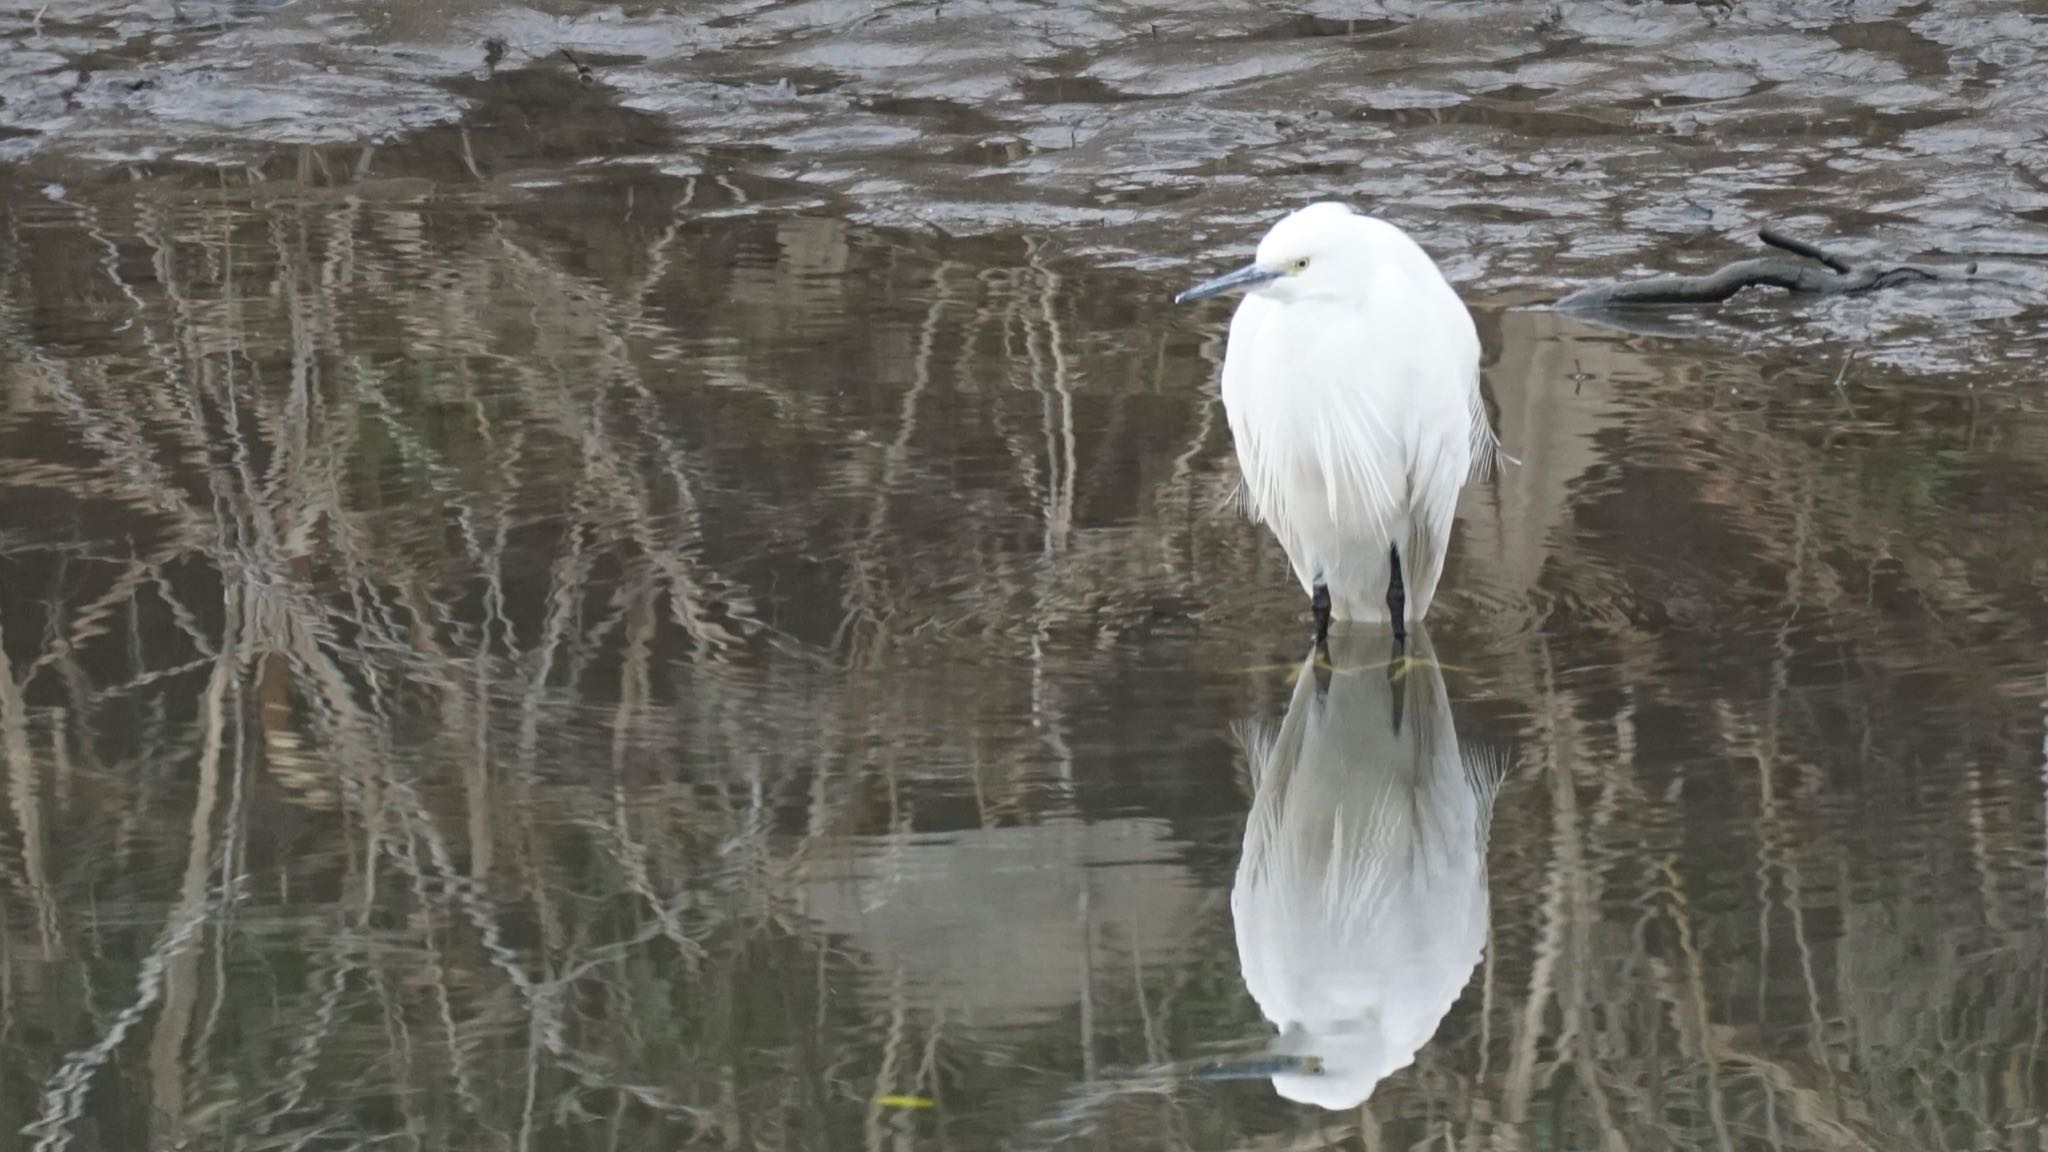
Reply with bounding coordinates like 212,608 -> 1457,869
1224,296 -> 1406,546
1219,295 -> 1291,530
1397,431 -> 1469,618
1304,338 -> 1411,546
1316,771 -> 1409,942
1315,323 -> 1481,549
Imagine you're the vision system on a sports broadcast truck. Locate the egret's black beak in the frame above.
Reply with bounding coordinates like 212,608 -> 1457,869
1189,1054 -> 1325,1081
1175,262 -> 1281,303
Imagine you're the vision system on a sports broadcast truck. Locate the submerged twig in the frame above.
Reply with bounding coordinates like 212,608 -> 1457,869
558,48 -> 594,86
1556,228 -> 1967,311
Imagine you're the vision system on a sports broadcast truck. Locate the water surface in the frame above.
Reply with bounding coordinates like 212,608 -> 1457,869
3,4 -> 2048,1151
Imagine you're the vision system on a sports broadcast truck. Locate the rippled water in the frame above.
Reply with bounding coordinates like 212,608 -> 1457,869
3,3 -> 2048,1151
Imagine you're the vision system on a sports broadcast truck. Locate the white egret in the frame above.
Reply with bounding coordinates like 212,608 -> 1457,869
1218,627 -> 1507,1109
1177,203 -> 1501,643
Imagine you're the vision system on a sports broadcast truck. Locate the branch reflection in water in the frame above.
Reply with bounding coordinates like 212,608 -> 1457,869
1215,625 -> 1508,1110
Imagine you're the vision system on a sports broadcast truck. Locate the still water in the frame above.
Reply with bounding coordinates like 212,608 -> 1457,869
4,4 -> 2048,1151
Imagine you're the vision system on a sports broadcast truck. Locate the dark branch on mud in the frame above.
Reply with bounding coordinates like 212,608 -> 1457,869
1556,228 -> 1968,311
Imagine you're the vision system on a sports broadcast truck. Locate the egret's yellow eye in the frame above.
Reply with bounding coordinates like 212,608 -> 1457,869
1290,258 -> 1310,274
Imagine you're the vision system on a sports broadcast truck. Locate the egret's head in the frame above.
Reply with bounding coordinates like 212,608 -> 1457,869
1173,202 -> 1372,305
1265,1021 -> 1399,1112
1190,1020 -> 1400,1112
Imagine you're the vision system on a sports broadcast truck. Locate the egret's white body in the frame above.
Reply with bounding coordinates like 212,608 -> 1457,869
1182,203 -> 1499,624
1230,627 -> 1506,1109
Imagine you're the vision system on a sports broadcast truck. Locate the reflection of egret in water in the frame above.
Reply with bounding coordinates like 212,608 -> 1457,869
1217,625 -> 1508,1110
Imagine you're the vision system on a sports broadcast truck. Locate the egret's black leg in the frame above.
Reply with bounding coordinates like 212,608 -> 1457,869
1311,583 -> 1332,649
1386,637 -> 1406,734
1386,544 -> 1407,646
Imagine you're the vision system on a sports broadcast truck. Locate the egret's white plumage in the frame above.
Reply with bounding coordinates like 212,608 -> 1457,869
1180,202 -> 1499,624
1229,627 -> 1507,1109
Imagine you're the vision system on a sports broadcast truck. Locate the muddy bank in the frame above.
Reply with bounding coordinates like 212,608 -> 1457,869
5,1 -> 2046,376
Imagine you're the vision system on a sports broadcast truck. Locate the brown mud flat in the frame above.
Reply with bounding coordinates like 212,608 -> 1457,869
4,0 -> 2047,373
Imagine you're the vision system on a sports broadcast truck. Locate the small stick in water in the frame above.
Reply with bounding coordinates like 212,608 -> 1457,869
1556,227 -> 1960,311
559,48 -> 594,85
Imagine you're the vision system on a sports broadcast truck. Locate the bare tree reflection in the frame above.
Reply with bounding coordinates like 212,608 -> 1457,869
0,147 -> 2042,1152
